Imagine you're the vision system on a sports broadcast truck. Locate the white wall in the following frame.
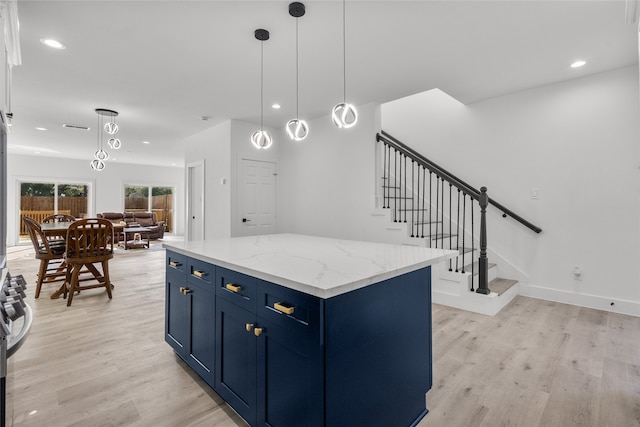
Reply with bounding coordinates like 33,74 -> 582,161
382,66 -> 640,315
183,119 -> 280,239
7,154 -> 185,245
184,121 -> 232,239
277,102 -> 381,240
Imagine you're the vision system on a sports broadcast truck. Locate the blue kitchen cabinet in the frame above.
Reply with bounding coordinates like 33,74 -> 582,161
165,250 -> 215,388
215,268 -> 323,427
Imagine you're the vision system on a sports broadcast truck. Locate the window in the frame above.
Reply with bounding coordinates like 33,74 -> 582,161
124,185 -> 174,232
19,180 -> 90,238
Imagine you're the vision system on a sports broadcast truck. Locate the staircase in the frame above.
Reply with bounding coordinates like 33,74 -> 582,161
375,131 -> 541,315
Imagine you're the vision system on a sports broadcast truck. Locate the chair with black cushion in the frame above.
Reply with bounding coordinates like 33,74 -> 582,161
63,218 -> 115,306
23,216 -> 67,298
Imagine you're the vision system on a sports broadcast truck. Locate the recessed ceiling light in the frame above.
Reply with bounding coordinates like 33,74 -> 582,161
272,103 -> 281,109
34,151 -> 41,154
570,60 -> 586,68
40,38 -> 67,50
142,141 -> 150,144
35,127 -> 47,131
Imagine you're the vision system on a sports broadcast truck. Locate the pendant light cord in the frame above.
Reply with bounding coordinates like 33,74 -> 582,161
296,18 -> 300,119
260,40 -> 264,130
342,0 -> 346,104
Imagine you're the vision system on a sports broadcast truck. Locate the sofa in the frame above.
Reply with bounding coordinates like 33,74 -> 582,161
97,212 -> 165,240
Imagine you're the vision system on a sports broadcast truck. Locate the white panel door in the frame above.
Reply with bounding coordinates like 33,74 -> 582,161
240,159 -> 276,236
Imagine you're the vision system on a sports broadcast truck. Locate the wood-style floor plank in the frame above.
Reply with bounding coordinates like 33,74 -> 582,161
5,244 -> 640,427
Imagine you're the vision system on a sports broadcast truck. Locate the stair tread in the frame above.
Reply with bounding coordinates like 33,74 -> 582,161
397,208 -> 429,212
488,277 -> 518,296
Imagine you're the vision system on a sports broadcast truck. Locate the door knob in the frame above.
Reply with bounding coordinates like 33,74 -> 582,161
242,218 -> 251,223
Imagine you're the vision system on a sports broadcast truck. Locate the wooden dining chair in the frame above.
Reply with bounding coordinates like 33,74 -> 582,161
23,216 -> 67,298
42,214 -> 76,223
63,218 -> 115,306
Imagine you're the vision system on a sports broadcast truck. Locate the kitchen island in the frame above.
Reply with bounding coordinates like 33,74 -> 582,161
164,234 -> 456,427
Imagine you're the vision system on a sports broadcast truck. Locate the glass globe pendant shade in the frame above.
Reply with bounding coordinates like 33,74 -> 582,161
90,158 -> 106,171
104,122 -> 119,135
94,149 -> 109,161
108,138 -> 122,149
251,130 -> 273,150
332,102 -> 358,129
286,118 -> 309,141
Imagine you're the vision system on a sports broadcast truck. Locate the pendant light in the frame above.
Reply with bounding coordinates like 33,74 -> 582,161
90,108 -> 122,171
331,0 -> 357,129
286,2 -> 309,142
251,29 -> 273,150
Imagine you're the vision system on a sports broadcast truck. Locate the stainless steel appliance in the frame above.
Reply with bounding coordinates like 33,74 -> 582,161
0,263 -> 31,427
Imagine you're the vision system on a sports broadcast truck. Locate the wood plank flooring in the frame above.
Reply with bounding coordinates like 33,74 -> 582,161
5,244 -> 640,427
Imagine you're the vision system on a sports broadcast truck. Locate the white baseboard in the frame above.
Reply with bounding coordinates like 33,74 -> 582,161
519,283 -> 640,318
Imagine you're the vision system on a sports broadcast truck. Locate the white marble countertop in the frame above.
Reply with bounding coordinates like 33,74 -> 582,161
164,234 -> 457,299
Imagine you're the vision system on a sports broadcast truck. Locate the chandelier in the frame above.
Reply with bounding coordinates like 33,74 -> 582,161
90,108 -> 121,171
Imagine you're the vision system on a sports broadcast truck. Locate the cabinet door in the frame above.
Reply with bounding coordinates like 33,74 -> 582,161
165,269 -> 188,356
185,281 -> 215,387
256,319 -> 323,427
215,297 -> 257,427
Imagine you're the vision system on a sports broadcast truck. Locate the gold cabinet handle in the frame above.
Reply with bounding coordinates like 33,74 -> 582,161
225,283 -> 241,293
245,323 -> 254,332
179,287 -> 185,293
193,270 -> 206,278
182,288 -> 191,295
169,261 -> 181,267
274,302 -> 294,315
254,327 -> 263,337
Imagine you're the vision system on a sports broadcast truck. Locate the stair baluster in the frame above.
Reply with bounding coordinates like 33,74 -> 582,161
449,183 -> 453,272
461,193 -> 466,274
471,198 -> 475,292
435,175 -> 439,248
393,149 -> 398,222
411,159 -> 416,237
382,143 -> 388,208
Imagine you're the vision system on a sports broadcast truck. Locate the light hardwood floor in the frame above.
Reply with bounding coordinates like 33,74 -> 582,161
5,244 -> 640,427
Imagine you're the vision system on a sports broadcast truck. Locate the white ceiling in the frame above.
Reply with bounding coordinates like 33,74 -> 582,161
6,0 -> 639,167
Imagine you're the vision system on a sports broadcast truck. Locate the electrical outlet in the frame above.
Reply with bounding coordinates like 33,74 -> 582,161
573,266 -> 582,280
530,188 -> 539,199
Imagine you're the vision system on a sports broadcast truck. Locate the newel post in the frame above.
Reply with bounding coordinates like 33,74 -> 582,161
476,187 -> 490,295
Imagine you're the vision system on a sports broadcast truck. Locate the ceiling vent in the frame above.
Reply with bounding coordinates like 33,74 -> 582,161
62,123 -> 91,130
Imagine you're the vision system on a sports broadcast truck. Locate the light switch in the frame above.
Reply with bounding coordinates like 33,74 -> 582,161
221,178 -> 226,185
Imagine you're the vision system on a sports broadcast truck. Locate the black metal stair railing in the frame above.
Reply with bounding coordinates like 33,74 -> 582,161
377,130 -> 542,295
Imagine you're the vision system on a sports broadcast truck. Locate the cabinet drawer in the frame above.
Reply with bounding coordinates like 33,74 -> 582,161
187,258 -> 214,286
257,279 -> 322,342
216,267 -> 256,313
166,251 -> 186,274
